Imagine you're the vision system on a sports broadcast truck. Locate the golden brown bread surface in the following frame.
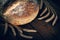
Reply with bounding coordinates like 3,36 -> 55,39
3,1 -> 39,25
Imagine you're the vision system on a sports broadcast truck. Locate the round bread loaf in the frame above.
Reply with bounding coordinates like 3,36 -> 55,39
3,0 -> 39,25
